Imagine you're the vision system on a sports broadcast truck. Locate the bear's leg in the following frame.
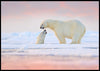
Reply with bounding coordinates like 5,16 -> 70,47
77,35 -> 84,44
59,38 -> 66,44
78,40 -> 81,44
55,33 -> 66,44
71,34 -> 80,44
78,30 -> 86,44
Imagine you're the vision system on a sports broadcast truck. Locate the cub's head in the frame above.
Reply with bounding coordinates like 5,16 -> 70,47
39,29 -> 47,37
36,29 -> 47,44
43,29 -> 47,34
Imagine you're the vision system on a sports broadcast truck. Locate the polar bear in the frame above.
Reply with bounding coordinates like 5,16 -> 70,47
40,19 -> 86,44
36,30 -> 47,44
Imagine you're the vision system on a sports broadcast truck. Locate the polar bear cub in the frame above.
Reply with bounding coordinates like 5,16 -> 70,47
36,30 -> 47,44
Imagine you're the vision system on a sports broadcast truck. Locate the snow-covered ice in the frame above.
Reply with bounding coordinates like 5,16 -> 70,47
1,31 -> 99,57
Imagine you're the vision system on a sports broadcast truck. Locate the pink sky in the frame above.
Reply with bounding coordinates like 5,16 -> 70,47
1,1 -> 99,33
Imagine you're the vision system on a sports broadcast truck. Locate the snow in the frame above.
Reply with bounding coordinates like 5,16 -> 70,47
1,31 -> 99,57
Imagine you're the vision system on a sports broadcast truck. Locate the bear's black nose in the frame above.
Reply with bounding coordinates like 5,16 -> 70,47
43,29 -> 47,34
40,27 -> 44,29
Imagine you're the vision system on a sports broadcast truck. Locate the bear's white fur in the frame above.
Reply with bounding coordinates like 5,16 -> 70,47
40,19 -> 86,44
36,30 -> 47,44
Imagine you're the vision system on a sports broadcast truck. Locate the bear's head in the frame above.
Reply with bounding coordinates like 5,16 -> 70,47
36,29 -> 47,44
43,29 -> 47,34
40,19 -> 55,29
39,29 -> 47,37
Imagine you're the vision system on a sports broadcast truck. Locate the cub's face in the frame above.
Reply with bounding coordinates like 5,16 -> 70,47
36,30 -> 47,44
39,30 -> 47,37
43,29 -> 47,34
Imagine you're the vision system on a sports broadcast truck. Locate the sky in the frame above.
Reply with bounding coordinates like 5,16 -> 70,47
1,1 -> 99,33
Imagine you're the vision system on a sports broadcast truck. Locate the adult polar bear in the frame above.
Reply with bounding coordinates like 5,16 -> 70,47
40,19 -> 86,44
